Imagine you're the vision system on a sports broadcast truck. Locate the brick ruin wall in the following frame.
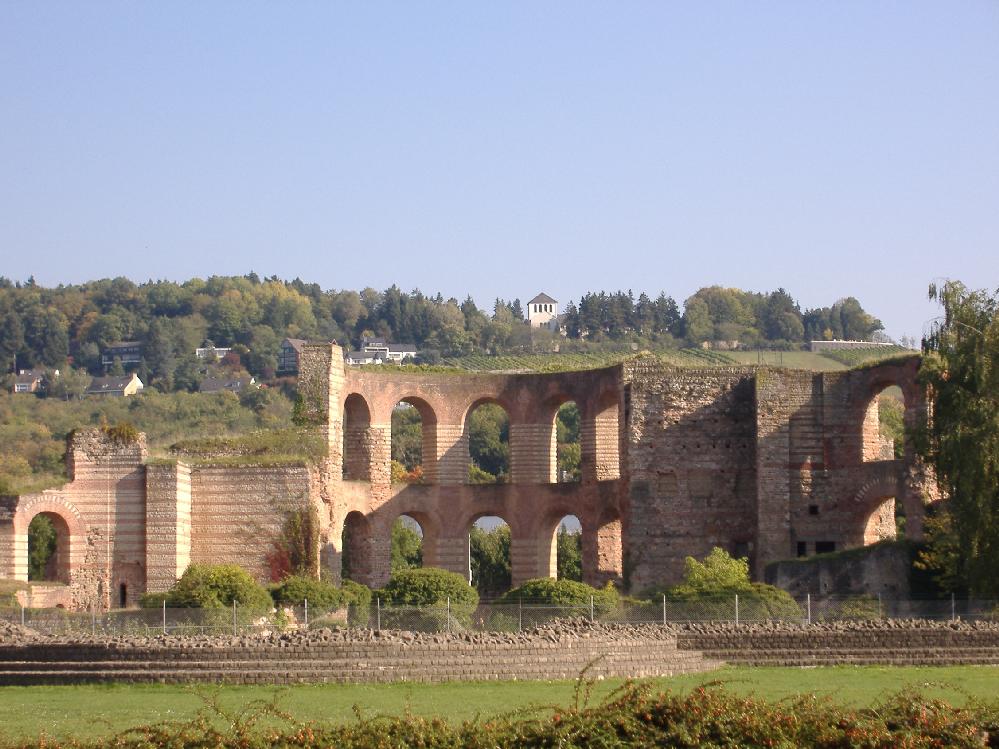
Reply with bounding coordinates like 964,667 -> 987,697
0,431 -> 148,610
315,357 -> 629,590
0,431 -> 318,607
0,349 -> 936,609
623,360 -> 759,592
187,465 -> 314,580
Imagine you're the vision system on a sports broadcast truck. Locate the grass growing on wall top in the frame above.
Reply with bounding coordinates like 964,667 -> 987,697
167,427 -> 326,465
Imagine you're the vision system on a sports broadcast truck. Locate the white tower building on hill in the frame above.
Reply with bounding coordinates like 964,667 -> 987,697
527,292 -> 559,331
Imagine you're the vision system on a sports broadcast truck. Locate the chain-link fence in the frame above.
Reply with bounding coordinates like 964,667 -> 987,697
1,594 -> 996,638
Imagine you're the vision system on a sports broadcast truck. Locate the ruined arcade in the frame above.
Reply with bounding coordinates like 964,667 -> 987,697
0,345 -> 936,608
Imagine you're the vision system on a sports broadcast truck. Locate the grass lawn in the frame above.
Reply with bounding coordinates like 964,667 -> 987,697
1,665 -> 997,743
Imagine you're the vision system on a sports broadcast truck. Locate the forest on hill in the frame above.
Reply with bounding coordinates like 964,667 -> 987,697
0,274 -> 888,393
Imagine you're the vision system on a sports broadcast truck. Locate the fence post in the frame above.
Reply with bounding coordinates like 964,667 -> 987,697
951,592 -> 956,622
806,593 -> 811,626
162,599 -> 166,634
518,597 -> 522,633
20,601 -> 25,628
734,594 -> 739,627
663,594 -> 667,626
877,593 -> 882,619
304,598 -> 309,629
590,595 -> 594,623
376,596 -> 381,631
232,600 -> 237,636
447,597 -> 451,633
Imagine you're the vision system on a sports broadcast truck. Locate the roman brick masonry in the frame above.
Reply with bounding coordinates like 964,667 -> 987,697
0,346 -> 937,608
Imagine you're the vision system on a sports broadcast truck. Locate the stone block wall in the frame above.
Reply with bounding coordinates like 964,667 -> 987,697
189,464 -> 313,581
623,360 -> 758,591
144,462 -> 192,594
765,541 -> 914,597
0,630 -> 715,685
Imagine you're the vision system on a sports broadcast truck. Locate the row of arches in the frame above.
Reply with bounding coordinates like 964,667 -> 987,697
342,392 -> 620,485
339,508 -> 622,593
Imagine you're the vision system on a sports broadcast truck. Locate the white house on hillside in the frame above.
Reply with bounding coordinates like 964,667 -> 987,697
527,293 -> 559,331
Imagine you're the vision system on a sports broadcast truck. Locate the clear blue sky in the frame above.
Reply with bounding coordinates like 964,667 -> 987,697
2,2 -> 997,341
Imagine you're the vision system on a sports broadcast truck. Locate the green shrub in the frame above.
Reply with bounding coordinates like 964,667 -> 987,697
641,547 -> 802,621
270,574 -> 373,626
341,578 -> 373,626
271,575 -> 346,612
500,578 -> 619,615
380,568 -> 478,608
378,568 -> 478,628
145,563 -> 273,613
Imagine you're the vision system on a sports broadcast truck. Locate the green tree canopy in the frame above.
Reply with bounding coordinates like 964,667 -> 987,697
917,281 -> 999,596
470,523 -> 511,595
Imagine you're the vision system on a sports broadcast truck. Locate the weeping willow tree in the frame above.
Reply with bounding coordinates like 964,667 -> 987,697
917,281 -> 999,596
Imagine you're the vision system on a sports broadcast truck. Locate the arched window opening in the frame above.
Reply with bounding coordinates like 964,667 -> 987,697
469,516 -> 511,596
391,514 -> 424,573
555,515 -> 582,581
391,398 -> 437,484
863,496 -> 900,546
391,403 -> 423,483
467,402 -> 510,484
863,385 -> 906,462
342,394 -> 372,480
555,402 -> 581,483
27,513 -> 70,584
340,511 -> 371,584
592,393 -> 621,481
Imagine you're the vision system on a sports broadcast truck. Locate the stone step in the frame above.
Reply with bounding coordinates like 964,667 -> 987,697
0,661 -> 713,686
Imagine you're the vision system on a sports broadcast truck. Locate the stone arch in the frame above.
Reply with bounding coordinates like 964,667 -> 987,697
11,497 -> 86,584
535,509 -> 583,581
465,512 -> 513,595
392,510 -> 440,570
393,396 -> 439,484
539,396 -> 582,485
860,379 -> 908,463
340,510 -> 373,585
342,393 -> 372,481
851,467 -> 915,546
588,391 -> 621,481
463,397 -> 511,484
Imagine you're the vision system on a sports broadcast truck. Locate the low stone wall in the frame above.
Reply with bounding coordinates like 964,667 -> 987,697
764,542 -> 914,598
0,623 -> 716,685
3,620 -> 997,685
675,620 -> 999,666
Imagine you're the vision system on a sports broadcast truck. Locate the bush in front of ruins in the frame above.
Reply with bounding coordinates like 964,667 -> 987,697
642,547 -> 802,622
342,579 -> 373,626
378,568 -> 478,628
499,578 -> 619,616
271,575 -> 346,613
150,563 -> 273,614
271,574 -> 373,625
